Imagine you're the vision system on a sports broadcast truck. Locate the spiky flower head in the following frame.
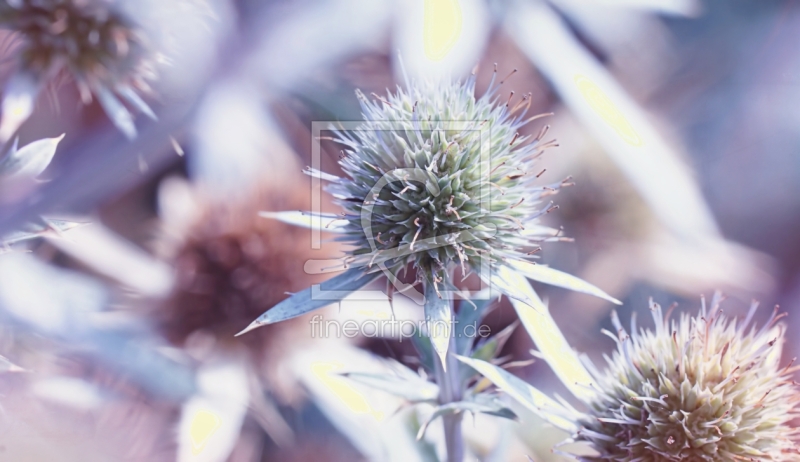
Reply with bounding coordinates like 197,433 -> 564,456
579,296 -> 800,461
153,178 -> 330,402
0,0 -> 153,92
328,68 -> 565,290
238,67 -> 620,340
154,182 -> 324,343
0,0 -> 185,138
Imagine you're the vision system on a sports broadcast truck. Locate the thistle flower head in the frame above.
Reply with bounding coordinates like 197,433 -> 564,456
0,0 -> 180,138
154,180 -> 324,343
240,68 -> 620,339
0,0 -> 153,92
153,178 -> 328,401
579,296 -> 800,461
463,291 -> 800,462
328,68 -> 564,288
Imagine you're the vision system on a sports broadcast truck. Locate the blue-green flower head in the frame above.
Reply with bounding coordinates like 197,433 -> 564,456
240,68 -> 620,341
326,68 -> 566,290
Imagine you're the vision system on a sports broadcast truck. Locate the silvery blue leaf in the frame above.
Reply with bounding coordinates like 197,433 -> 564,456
236,267 -> 379,335
455,292 -> 493,355
416,393 -> 518,440
507,259 -> 621,305
456,355 -> 578,433
259,210 -> 348,233
424,282 -> 452,371
342,370 -> 439,403
411,329 -> 436,373
0,134 -> 65,179
1,218 -> 86,249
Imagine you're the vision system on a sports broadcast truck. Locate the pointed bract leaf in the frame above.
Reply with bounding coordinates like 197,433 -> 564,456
424,282 -> 452,371
497,267 -> 596,403
302,166 -> 341,182
0,354 -> 25,373
236,268 -> 379,335
471,321 -> 518,363
1,218 -> 87,246
481,270 -> 537,307
411,330 -> 436,373
0,134 -> 65,178
507,259 -> 621,305
456,356 -> 578,433
469,392 -> 519,420
456,290 -> 493,355
460,321 -> 518,385
259,210 -> 348,233
44,219 -> 89,235
342,371 -> 439,403
416,394 -> 518,440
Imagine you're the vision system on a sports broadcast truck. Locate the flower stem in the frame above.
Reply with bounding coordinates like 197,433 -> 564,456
433,305 -> 463,462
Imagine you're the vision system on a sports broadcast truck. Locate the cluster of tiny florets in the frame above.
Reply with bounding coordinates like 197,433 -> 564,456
579,297 -> 800,461
0,0 -> 155,94
329,68 -> 566,286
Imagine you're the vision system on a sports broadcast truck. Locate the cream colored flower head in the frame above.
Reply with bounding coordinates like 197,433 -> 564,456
461,285 -> 800,461
578,296 -> 799,461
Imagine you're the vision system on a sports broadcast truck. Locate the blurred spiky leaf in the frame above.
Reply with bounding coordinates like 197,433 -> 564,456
506,1 -> 718,242
343,364 -> 439,403
0,354 -> 25,373
0,134 -> 64,179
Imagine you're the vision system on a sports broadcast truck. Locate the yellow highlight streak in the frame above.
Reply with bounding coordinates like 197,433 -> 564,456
311,361 -> 385,421
189,409 -> 221,455
355,309 -> 390,319
575,74 -> 643,147
423,0 -> 463,61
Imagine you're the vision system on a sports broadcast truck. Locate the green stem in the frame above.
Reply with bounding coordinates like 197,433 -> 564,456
434,310 -> 463,462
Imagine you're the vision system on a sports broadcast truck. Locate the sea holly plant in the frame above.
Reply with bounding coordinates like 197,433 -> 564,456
464,272 -> 800,461
341,296 -> 521,458
236,69 -> 620,461
0,0 -> 166,140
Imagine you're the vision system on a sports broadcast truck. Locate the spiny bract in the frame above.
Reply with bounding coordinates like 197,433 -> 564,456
328,69 -> 565,289
579,297 -> 800,461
